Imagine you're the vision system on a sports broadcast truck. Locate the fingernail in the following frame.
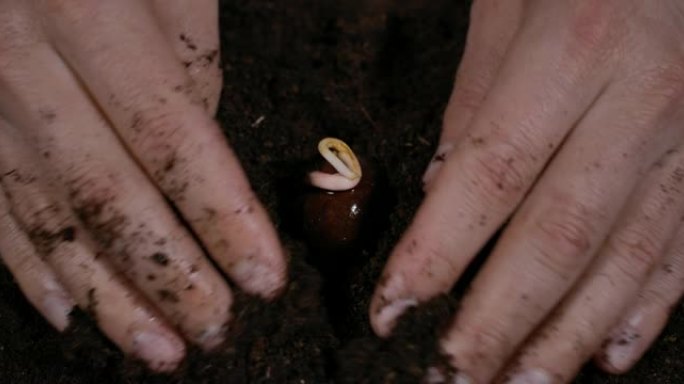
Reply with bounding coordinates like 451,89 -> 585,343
231,258 -> 285,298
424,367 -> 473,384
42,291 -> 75,332
452,372 -> 474,384
195,322 -> 227,350
424,366 -> 447,383
602,311 -> 644,372
602,329 -> 641,372
374,298 -> 418,336
132,330 -> 185,372
505,369 -> 551,384
422,143 -> 454,189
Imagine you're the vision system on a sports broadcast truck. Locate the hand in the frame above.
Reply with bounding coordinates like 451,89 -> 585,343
0,0 -> 286,372
371,0 -> 684,382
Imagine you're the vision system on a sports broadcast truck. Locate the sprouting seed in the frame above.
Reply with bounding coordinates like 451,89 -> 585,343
308,137 -> 362,191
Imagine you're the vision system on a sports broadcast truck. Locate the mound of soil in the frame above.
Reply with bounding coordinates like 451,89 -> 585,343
1,1 -> 682,383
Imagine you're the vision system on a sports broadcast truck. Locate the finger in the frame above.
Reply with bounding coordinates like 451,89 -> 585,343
0,126 -> 185,372
152,0 -> 222,114
437,68 -> 683,383
0,38 -> 231,348
0,185 -> 75,331
42,1 -> 287,297
423,0 -> 523,188
499,147 -> 684,384
595,228 -> 684,374
371,4 -> 616,337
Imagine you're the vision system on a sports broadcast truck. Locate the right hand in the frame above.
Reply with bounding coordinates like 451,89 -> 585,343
0,0 -> 286,371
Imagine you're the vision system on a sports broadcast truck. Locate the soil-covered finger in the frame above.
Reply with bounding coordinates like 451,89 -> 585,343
596,223 -> 684,374
0,38 -> 233,348
0,127 -> 185,371
42,0 -> 287,298
152,0 -> 222,114
371,0 -> 617,338
0,184 -> 74,331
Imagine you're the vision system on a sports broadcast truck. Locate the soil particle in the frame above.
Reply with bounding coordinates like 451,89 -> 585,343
150,252 -> 170,267
157,289 -> 180,303
61,226 -> 76,242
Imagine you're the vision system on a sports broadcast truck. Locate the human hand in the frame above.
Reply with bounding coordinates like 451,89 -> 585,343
0,0 -> 286,372
370,0 -> 684,382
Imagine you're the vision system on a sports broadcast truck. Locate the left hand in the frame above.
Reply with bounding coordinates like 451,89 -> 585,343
370,0 -> 684,382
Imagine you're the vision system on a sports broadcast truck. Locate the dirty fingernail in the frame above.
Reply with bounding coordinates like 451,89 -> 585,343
601,312 -> 645,372
132,329 -> 185,372
422,143 -> 454,189
42,290 -> 75,332
602,330 -> 640,372
374,298 -> 418,336
505,369 -> 551,384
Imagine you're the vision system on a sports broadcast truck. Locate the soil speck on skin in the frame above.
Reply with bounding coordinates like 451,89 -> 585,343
150,252 -> 170,267
157,289 -> 180,303
180,33 -> 198,51
61,226 -> 76,242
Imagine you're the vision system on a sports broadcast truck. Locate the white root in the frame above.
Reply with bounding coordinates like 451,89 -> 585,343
308,137 -> 362,191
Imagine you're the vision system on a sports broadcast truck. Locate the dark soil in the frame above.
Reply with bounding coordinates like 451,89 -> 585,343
0,1 -> 682,383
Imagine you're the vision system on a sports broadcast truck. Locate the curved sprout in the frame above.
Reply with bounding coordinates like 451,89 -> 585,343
308,137 -> 362,191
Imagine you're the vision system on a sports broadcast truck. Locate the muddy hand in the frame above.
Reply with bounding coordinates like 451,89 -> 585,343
0,0 -> 286,372
371,1 -> 684,383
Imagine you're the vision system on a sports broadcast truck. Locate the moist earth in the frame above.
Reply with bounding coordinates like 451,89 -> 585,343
0,1 -> 682,383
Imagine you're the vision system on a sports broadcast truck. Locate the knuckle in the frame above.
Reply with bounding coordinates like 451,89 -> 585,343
639,286 -> 676,314
609,226 -> 661,279
567,0 -> 621,53
463,143 -> 528,208
41,0 -> 99,23
129,106 -> 216,162
456,318 -> 511,367
0,172 -> 69,232
532,199 -> 595,275
9,193 -> 74,255
64,163 -> 119,207
469,0 -> 513,23
0,13 -> 40,73
412,240 -> 460,290
18,197 -> 67,230
129,109 -> 185,150
635,64 -> 684,101
448,74 -> 491,118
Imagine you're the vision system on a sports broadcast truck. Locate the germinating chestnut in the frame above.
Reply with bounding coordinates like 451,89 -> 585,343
302,138 -> 377,256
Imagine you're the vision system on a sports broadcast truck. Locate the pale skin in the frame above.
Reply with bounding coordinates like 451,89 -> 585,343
2,0 -> 684,382
0,0 -> 286,372
371,1 -> 684,383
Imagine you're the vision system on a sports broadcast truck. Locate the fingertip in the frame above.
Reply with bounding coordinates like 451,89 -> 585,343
231,250 -> 288,299
593,333 -> 642,375
41,290 -> 75,332
195,321 -> 228,351
370,296 -> 418,337
593,350 -> 632,375
132,328 -> 186,373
